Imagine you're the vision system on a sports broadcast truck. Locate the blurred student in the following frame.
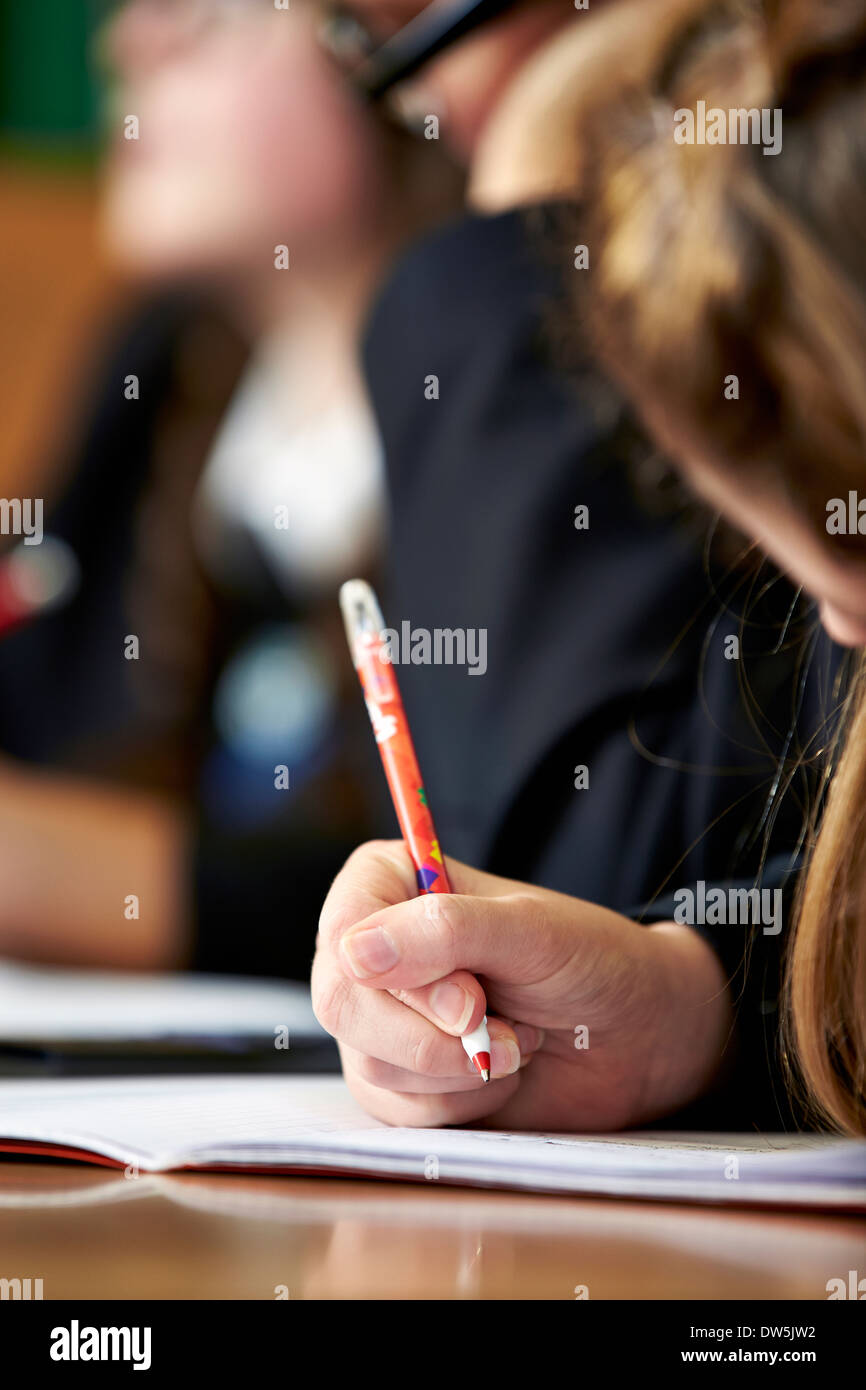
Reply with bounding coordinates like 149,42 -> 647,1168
0,0 -> 459,974
312,0 -> 865,1136
311,0 -> 824,1129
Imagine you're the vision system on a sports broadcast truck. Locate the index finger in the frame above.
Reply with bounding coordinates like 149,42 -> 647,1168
319,838 -> 512,949
319,840 -> 417,948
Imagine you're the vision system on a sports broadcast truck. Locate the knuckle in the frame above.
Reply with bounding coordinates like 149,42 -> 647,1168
350,838 -> 403,878
508,891 -> 568,973
419,891 -> 461,965
319,839 -> 409,948
352,1053 -> 390,1087
316,895 -> 343,950
311,967 -> 352,1038
347,838 -> 389,869
408,1025 -> 444,1078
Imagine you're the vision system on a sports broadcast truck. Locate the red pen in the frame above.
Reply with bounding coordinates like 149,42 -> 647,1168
339,579 -> 491,1082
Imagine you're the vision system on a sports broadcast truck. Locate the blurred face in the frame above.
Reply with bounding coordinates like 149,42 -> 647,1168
682,451 -> 866,648
100,0 -> 387,279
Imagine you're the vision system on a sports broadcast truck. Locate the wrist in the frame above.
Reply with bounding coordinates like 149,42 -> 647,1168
637,921 -> 733,1121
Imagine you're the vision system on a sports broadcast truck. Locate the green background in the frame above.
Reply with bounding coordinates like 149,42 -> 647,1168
0,0 -> 106,160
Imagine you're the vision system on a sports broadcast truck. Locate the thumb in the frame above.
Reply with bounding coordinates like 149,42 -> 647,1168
337,884 -> 595,993
318,838 -> 519,951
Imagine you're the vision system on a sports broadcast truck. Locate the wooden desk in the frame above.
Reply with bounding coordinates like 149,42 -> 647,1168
1,1161 -> 863,1299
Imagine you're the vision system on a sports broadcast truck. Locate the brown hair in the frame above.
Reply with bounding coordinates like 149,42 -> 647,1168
580,0 -> 866,1131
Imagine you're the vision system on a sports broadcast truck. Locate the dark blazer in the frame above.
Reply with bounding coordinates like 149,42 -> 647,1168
362,206 -> 840,1129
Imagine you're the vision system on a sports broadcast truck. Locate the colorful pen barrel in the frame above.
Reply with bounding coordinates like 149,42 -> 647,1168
340,579 -> 491,1081
354,630 -> 449,897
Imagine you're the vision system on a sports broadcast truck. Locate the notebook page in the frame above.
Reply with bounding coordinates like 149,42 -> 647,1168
0,1076 -> 382,1168
207,1117 -> 866,1206
350,1124 -> 866,1199
1,1076 -> 864,1206
0,1076 -> 382,1170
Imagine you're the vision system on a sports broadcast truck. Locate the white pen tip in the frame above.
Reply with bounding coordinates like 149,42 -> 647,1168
338,578 -> 385,661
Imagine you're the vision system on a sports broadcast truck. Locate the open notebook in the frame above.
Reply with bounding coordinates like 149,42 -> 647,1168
1,1075 -> 864,1209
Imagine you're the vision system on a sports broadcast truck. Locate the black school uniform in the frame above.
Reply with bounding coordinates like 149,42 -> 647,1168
362,206 -> 842,1129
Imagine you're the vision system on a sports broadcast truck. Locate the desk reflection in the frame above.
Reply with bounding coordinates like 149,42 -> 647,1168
0,1163 -> 863,1300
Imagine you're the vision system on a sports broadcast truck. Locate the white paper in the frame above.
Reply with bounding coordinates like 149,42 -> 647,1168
0,1074 -> 863,1208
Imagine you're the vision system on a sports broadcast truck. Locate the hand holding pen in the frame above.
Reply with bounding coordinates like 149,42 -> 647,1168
313,825 -> 732,1132
315,578 -> 728,1131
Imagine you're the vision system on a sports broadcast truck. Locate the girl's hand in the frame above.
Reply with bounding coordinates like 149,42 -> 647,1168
312,839 -> 732,1130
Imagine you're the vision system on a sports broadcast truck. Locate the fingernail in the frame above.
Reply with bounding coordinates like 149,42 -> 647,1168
341,926 -> 399,978
430,982 -> 474,1031
490,1038 -> 521,1077
513,1024 -> 545,1055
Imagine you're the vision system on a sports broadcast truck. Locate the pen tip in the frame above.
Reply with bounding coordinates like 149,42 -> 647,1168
471,1051 -> 491,1082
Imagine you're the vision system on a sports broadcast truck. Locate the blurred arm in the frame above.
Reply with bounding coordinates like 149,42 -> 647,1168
0,763 -> 191,970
